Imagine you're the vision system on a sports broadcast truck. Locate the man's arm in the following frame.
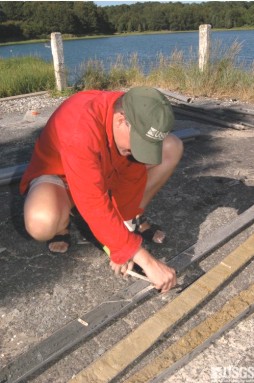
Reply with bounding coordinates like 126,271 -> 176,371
110,247 -> 176,293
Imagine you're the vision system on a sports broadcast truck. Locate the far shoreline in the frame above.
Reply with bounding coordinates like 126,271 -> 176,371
1,27 -> 254,47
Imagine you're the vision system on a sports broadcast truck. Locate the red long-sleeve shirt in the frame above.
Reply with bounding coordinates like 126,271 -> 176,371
20,90 -> 147,263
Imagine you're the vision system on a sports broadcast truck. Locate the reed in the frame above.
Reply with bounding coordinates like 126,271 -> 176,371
76,54 -> 144,91
77,40 -> 254,102
1,41 -> 254,102
0,56 -> 55,97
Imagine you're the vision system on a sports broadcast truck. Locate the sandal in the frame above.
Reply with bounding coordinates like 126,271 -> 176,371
47,233 -> 71,254
133,215 -> 166,244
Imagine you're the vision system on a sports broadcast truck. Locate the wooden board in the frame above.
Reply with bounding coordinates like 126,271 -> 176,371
124,284 -> 254,383
69,233 -> 254,383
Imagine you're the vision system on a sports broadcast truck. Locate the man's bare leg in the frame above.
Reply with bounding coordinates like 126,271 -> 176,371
137,134 -> 183,242
24,183 -> 73,253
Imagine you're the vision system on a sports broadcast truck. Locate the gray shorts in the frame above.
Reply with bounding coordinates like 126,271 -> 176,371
28,175 -> 68,193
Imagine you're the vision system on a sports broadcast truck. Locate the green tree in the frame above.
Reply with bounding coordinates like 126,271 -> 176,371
0,4 -> 7,22
0,1 -> 254,43
22,2 -> 76,36
73,2 -> 101,34
0,1 -> 24,21
0,21 -> 23,42
245,4 -> 254,25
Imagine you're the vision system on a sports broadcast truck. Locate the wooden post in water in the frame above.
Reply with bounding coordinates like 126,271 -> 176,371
51,32 -> 67,91
199,24 -> 211,71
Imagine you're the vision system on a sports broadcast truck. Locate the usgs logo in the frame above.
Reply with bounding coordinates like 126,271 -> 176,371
146,127 -> 168,141
211,366 -> 254,382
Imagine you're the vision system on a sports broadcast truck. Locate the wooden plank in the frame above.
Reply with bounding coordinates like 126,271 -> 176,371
172,102 -> 254,130
1,205 -> 254,383
123,284 -> 254,383
173,107 -> 249,130
0,91 -> 48,101
0,164 -> 28,186
69,233 -> 254,383
157,88 -> 192,103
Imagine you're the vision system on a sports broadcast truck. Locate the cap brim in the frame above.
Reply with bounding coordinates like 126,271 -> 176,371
130,128 -> 163,165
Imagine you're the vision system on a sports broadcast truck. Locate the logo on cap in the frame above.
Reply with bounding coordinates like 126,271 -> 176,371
146,127 -> 168,141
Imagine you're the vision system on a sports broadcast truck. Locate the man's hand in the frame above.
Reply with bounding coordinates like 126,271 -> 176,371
110,247 -> 176,293
110,259 -> 134,276
132,247 -> 176,293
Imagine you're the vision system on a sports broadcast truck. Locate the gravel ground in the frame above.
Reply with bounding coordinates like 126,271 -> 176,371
0,89 -> 249,116
0,92 -> 67,114
1,91 -> 254,383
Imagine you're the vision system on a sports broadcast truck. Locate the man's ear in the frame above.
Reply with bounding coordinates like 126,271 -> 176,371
116,111 -> 126,125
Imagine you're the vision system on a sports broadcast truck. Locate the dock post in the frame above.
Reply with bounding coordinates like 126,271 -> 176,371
199,24 -> 211,71
51,32 -> 67,91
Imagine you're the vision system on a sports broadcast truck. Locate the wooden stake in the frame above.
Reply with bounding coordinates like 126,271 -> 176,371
126,269 -> 150,282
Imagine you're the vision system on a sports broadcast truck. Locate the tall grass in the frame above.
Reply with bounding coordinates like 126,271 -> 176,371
2,41 -> 254,102
77,41 -> 254,102
75,54 -> 145,90
0,56 -> 55,97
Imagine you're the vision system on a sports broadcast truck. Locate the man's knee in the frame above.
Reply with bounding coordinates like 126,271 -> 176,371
162,134 -> 184,166
24,208 -> 59,241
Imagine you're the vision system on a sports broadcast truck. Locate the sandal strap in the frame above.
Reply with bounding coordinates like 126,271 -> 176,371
48,234 -> 71,244
135,223 -> 161,242
132,215 -> 148,227
132,215 -> 165,243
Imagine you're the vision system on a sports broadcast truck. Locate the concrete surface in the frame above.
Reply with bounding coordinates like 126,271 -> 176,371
0,96 -> 254,383
123,283 -> 254,383
69,236 -> 254,383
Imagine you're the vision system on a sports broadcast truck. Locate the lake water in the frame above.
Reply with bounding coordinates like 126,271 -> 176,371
1,30 -> 254,84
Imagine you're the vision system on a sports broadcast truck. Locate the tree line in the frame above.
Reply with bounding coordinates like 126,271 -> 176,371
0,1 -> 254,43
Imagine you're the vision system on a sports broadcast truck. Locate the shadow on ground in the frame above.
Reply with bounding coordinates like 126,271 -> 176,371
1,126 -> 254,302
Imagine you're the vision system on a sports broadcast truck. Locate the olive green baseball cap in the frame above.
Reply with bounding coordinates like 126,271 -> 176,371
122,87 -> 174,164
